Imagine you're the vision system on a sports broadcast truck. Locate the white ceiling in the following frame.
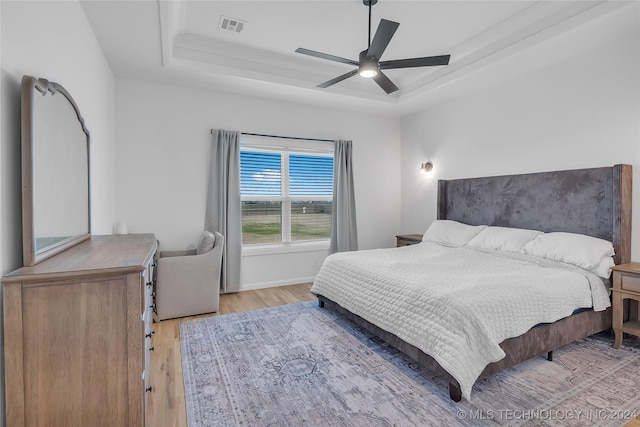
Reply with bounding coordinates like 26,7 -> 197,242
81,0 -> 634,116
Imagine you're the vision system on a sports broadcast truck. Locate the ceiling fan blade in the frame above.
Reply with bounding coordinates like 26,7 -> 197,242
373,71 -> 399,94
317,69 -> 359,88
366,19 -> 399,60
295,48 -> 359,66
380,55 -> 450,70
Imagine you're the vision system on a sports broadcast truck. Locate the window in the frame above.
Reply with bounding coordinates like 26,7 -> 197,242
240,145 -> 333,246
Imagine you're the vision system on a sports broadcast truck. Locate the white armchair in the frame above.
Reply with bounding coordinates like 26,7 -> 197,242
155,231 -> 224,321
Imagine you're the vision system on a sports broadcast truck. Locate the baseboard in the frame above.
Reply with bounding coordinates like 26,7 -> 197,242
239,276 -> 316,292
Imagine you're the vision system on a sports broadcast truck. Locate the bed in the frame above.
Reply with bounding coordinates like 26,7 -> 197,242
311,164 -> 632,402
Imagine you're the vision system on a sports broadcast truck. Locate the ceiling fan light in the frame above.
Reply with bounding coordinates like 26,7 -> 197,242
359,59 -> 379,78
359,68 -> 378,78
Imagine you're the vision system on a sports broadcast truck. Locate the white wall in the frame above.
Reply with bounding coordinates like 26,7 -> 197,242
115,79 -> 401,289
2,1 -> 117,239
0,2 -> 117,425
0,5 -> 4,427
400,5 -> 640,261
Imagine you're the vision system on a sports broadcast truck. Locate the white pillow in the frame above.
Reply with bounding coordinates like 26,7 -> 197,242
196,231 -> 216,254
422,220 -> 486,246
522,232 -> 614,270
467,226 -> 541,253
590,255 -> 615,279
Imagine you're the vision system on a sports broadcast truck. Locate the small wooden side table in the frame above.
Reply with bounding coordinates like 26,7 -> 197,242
611,262 -> 640,349
396,234 -> 423,247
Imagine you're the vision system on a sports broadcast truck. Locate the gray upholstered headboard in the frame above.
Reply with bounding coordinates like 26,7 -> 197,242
437,164 -> 632,265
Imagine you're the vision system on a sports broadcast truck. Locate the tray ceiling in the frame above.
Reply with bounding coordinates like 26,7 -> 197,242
81,1 -> 633,116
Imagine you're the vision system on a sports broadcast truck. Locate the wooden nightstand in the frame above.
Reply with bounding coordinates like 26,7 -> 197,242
612,263 -> 640,349
396,234 -> 423,247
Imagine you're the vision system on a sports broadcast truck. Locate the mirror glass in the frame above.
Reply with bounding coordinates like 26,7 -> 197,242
22,76 -> 90,266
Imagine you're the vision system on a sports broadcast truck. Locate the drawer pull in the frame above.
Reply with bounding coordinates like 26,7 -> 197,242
146,386 -> 153,393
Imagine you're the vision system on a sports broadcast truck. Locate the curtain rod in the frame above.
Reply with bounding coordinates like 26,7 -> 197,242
210,129 -> 334,143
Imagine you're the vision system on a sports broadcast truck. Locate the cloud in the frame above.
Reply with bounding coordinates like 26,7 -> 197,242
252,169 -> 281,182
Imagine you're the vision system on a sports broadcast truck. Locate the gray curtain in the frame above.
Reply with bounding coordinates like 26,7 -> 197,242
205,129 -> 242,293
330,140 -> 358,253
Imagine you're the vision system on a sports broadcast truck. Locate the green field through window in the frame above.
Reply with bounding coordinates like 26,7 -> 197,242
241,149 -> 333,245
241,201 -> 282,244
291,201 -> 332,241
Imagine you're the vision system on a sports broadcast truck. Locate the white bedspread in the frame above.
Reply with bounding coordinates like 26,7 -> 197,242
311,242 -> 610,400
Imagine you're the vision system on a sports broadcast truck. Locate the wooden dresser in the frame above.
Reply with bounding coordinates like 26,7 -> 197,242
2,233 -> 157,427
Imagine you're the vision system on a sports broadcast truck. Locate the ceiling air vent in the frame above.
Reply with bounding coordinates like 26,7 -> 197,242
218,16 -> 246,34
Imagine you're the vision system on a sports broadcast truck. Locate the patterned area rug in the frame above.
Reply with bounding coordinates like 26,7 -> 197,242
180,302 -> 640,426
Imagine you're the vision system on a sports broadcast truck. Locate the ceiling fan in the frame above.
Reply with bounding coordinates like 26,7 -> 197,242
295,0 -> 451,94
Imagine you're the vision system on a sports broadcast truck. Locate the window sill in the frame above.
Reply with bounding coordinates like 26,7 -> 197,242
242,241 -> 330,256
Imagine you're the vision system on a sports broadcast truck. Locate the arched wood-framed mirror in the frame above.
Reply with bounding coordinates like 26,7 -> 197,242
22,75 -> 91,267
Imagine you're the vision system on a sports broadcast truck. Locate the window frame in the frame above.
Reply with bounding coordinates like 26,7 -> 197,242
240,137 -> 334,253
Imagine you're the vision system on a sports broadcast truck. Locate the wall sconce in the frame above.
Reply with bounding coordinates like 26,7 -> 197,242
420,161 -> 434,174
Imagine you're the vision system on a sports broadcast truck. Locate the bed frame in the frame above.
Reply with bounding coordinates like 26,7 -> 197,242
317,164 -> 632,401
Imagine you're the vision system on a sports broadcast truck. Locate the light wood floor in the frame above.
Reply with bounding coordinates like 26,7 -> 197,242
146,283 -> 316,427
146,282 -> 640,427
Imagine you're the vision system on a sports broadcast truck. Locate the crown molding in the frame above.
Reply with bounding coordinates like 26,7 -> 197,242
158,0 -> 633,106
399,1 -> 627,100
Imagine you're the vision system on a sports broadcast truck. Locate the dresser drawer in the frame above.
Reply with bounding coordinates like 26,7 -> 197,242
144,338 -> 153,387
620,273 -> 640,293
